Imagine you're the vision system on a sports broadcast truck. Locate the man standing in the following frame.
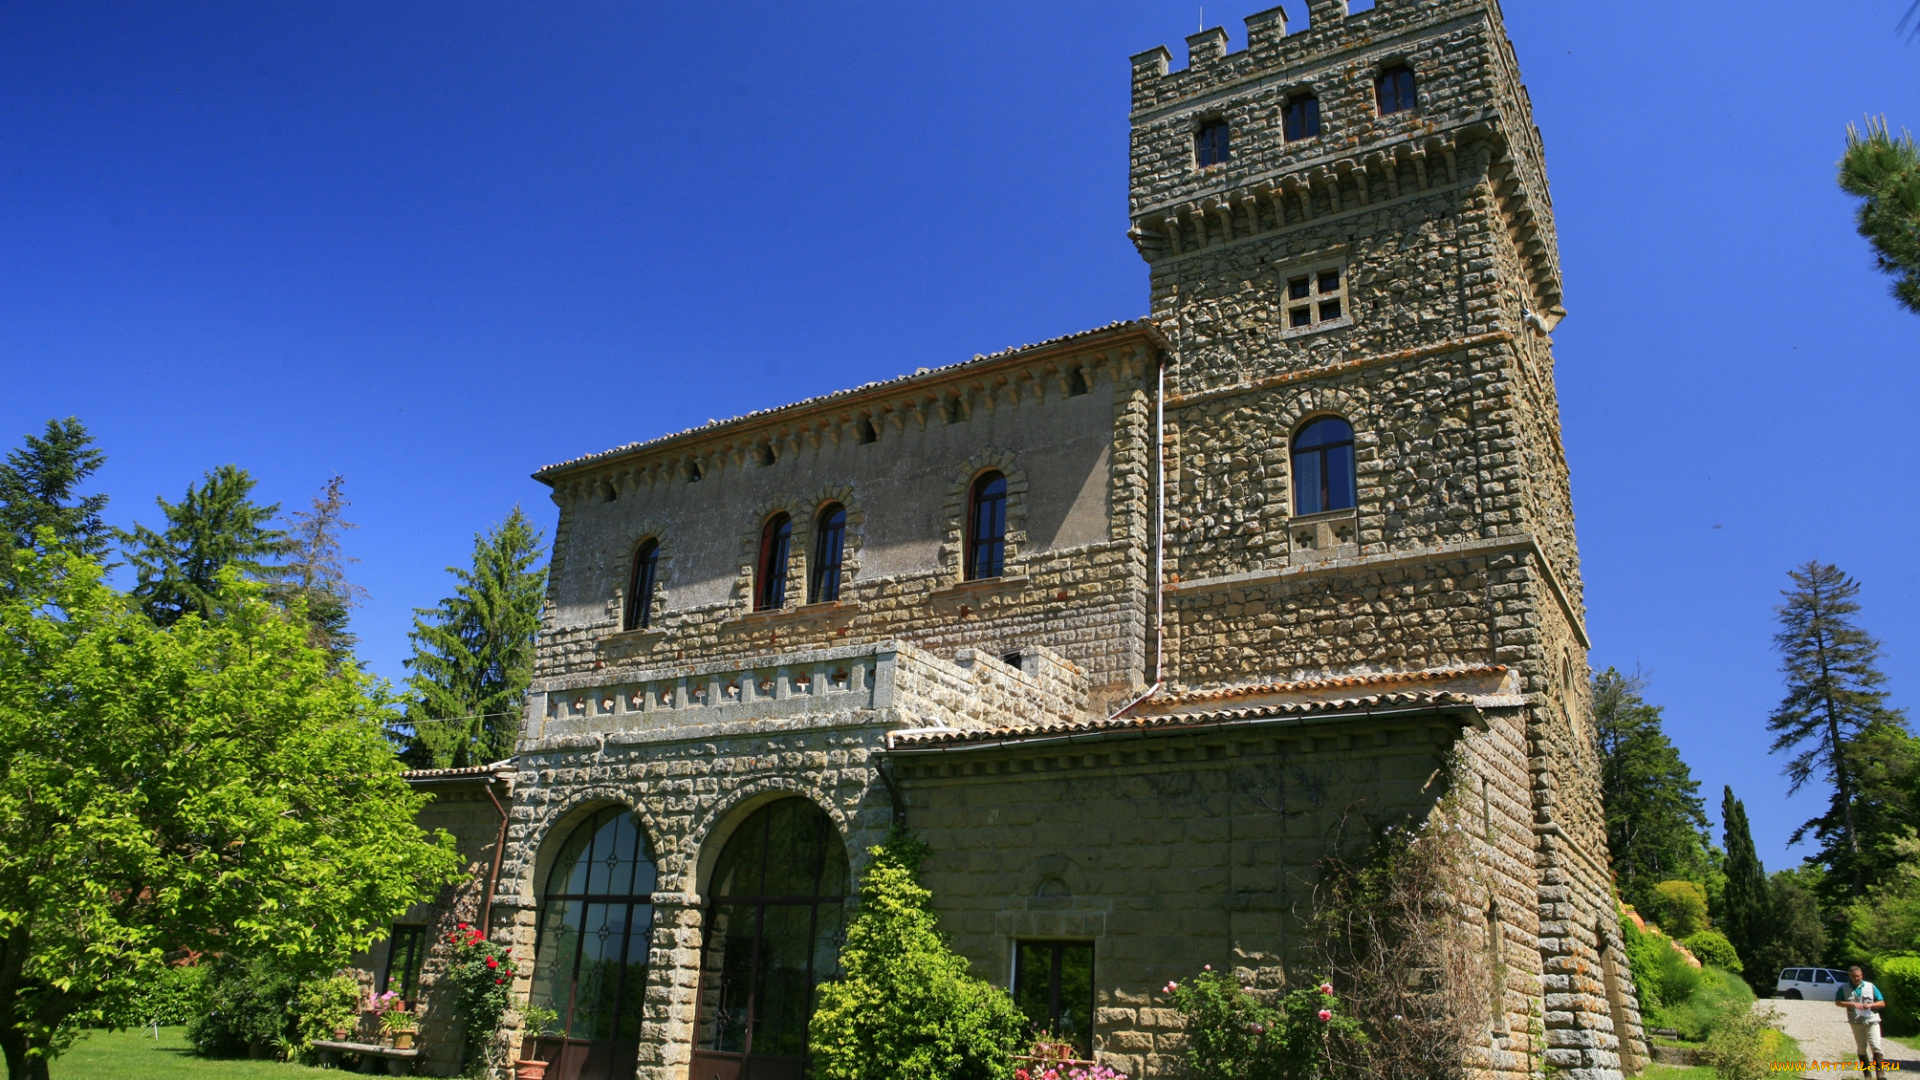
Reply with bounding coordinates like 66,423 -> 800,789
1837,964 -> 1888,1077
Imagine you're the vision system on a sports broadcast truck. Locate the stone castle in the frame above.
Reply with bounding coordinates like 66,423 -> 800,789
367,3 -> 1648,1078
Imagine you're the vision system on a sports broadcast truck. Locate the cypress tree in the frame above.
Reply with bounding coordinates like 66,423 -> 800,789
1767,562 -> 1910,896
1719,787 -> 1771,977
1839,118 -> 1920,314
1593,668 -> 1710,912
0,418 -> 110,560
121,466 -> 286,627
401,508 -> 546,769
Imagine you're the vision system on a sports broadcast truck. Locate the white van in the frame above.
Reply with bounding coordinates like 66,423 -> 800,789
1775,967 -> 1851,999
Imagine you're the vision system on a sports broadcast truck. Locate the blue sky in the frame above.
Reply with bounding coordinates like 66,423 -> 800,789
2,1 -> 1916,872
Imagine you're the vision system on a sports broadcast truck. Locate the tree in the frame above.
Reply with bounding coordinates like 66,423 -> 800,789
402,508 -> 546,769
1839,118 -> 1920,314
1748,868 -> 1830,983
809,834 -> 1028,1080
1720,788 -> 1773,978
1593,668 -> 1711,912
121,465 -> 286,627
0,419 -> 109,562
1767,562 -> 1911,896
0,545 -> 463,1080
270,474 -> 368,659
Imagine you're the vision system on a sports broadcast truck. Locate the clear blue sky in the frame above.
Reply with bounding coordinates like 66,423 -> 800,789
2,2 -> 1916,873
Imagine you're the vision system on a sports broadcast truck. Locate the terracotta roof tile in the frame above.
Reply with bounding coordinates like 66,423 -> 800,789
1143,665 -> 1508,710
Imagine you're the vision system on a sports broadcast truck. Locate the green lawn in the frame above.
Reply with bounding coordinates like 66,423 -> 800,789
1641,1065 -> 1715,1080
55,1027 -> 329,1079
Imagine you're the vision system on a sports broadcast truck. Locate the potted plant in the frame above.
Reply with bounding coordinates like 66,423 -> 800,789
513,1003 -> 562,1080
380,999 -> 418,1050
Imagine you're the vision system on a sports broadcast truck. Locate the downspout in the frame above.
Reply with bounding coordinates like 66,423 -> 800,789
481,774 -> 509,939
1111,347 -> 1170,720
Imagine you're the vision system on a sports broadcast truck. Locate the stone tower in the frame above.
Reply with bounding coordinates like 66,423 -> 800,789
1127,2 -> 1644,1077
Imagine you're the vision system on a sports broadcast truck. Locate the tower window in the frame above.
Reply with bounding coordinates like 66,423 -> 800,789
1376,65 -> 1417,115
1284,95 -> 1321,142
624,539 -> 660,631
1194,119 -> 1231,168
756,513 -> 793,611
1292,417 -> 1357,516
809,504 -> 847,605
966,472 -> 1008,581
1283,264 -> 1350,334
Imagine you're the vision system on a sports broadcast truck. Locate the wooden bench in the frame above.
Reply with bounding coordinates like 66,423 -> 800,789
310,1039 -> 421,1075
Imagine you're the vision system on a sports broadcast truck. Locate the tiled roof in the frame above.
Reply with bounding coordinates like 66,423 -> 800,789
1141,665 -> 1508,710
402,760 -> 514,782
886,690 -> 1481,751
533,320 -> 1166,481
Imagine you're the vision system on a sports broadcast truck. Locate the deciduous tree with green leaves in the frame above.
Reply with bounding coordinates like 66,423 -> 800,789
1768,562 -> 1912,897
1839,118 -> 1920,314
121,464 -> 286,627
402,508 -> 546,769
0,418 -> 110,564
1593,668 -> 1711,913
0,545 -> 463,1080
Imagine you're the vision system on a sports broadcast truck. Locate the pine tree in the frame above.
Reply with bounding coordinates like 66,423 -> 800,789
270,475 -> 368,659
402,508 -> 546,769
1719,787 -> 1772,978
1839,118 -> 1920,314
122,466 -> 286,627
1593,668 -> 1711,912
1767,562 -> 1911,897
0,418 -> 110,560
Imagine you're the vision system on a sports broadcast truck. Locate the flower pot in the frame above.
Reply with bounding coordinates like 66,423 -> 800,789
331,1027 -> 350,1042
514,1060 -> 550,1080
392,1031 -> 415,1050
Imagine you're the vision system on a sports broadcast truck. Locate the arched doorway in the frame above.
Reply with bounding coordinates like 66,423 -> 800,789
690,798 -> 850,1080
527,806 -> 658,1080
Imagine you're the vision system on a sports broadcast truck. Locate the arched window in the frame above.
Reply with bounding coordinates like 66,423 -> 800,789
623,540 -> 659,632
808,504 -> 847,605
692,799 -> 850,1080
1194,118 -> 1231,167
1292,417 -> 1356,515
1376,65 -> 1417,115
1283,94 -> 1321,142
966,472 -> 1008,581
756,514 -> 793,611
527,807 -> 658,1079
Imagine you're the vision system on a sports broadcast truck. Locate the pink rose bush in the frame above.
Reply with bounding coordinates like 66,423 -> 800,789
1163,968 -> 1364,1080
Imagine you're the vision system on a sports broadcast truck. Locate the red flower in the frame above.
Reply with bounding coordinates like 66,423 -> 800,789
485,956 -> 499,969
495,977 -> 505,984
457,922 -> 469,930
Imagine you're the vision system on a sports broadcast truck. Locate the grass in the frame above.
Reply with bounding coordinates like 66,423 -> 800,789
1641,1065 -> 1716,1080
54,1027 -> 329,1079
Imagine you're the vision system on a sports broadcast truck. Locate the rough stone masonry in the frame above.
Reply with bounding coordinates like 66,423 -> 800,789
367,3 -> 1647,1079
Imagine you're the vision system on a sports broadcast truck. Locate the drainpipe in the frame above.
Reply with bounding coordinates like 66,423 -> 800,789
1110,347 -> 1170,721
480,772 -> 510,939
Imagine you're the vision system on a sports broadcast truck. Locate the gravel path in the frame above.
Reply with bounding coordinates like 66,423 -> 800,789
1759,998 -> 1919,1076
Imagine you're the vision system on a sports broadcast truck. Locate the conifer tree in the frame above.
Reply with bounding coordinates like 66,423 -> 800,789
0,418 -> 109,560
1767,562 -> 1910,896
1719,787 -> 1772,977
1839,118 -> 1920,314
402,508 -> 546,769
1593,668 -> 1710,912
121,466 -> 285,627
270,474 -> 368,659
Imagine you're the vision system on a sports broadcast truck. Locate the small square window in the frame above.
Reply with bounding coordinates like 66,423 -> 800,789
1195,120 -> 1231,168
1283,96 -> 1321,143
1282,262 -> 1352,336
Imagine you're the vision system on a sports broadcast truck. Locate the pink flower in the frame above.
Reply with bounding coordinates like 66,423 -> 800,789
1317,1009 -> 1332,1022
1248,1022 -> 1266,1035
1163,981 -> 1178,993
1203,964 -> 1212,971
1319,983 -> 1334,995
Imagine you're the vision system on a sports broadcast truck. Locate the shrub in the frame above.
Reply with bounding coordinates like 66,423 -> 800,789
98,963 -> 206,1029
186,955 -> 302,1056
1874,955 -> 1920,1037
1651,881 -> 1711,938
293,975 -> 362,1049
441,922 -> 523,1076
1624,916 -> 1701,1009
1684,931 -> 1745,974
1648,966 -> 1754,1043
1167,968 -> 1362,1080
810,833 -> 1029,1080
1701,1007 -> 1789,1080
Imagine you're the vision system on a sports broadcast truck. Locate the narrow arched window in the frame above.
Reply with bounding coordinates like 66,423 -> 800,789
1292,417 -> 1356,515
1283,94 -> 1321,142
1376,65 -> 1417,115
808,504 -> 847,605
527,807 -> 658,1064
693,798 -> 849,1078
1194,119 -> 1231,167
623,540 -> 659,632
966,472 -> 1008,581
756,514 -> 793,611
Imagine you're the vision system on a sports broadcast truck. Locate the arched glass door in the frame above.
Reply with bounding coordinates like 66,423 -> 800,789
528,807 -> 658,1080
691,798 -> 850,1080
